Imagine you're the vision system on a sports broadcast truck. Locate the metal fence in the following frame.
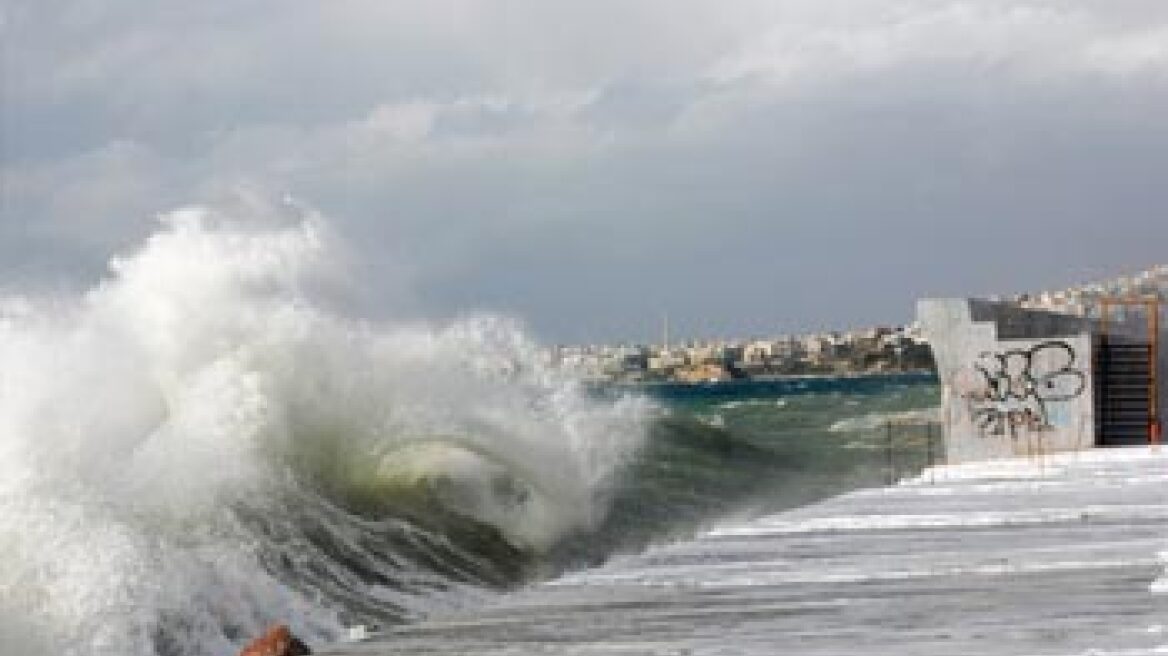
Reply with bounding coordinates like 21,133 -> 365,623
883,420 -> 944,485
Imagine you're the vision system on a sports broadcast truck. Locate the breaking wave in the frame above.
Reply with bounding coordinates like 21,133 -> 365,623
0,204 -> 653,656
0,201 -> 933,656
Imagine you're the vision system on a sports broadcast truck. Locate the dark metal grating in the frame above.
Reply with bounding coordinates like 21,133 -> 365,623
1095,340 -> 1153,446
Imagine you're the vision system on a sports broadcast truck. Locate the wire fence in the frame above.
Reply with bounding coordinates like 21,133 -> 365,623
882,420 -> 944,485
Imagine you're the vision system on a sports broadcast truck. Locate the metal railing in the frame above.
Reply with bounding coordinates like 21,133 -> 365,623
883,420 -> 944,485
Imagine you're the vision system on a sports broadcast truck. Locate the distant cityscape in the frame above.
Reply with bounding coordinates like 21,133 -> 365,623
1011,263 -> 1168,317
552,263 -> 1168,384
550,324 -> 934,384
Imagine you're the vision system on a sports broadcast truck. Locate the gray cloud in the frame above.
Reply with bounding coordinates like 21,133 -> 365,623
3,1 -> 1168,342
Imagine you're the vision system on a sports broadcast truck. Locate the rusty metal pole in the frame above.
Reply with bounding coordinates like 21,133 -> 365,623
1098,297 -> 1161,448
926,422 -> 935,484
886,421 -> 895,486
1101,298 -> 1111,449
1150,299 -> 1161,447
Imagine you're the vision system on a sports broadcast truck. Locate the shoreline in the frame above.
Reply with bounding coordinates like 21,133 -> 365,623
590,369 -> 939,399
610,368 -> 938,386
320,446 -> 1168,655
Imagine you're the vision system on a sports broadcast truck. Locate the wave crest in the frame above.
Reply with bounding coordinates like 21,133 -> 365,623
0,202 -> 649,656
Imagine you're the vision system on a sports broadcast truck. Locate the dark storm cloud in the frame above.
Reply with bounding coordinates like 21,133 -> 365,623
3,1 -> 1168,341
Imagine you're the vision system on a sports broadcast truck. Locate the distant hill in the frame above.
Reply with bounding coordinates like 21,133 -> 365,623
1012,264 -> 1168,317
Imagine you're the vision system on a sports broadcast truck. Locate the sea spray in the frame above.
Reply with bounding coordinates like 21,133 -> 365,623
0,203 -> 650,656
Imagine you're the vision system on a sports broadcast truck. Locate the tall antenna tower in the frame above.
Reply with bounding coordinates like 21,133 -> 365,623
663,312 -> 670,352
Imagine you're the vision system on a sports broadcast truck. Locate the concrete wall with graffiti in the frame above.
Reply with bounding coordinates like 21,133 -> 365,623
919,299 -> 1096,464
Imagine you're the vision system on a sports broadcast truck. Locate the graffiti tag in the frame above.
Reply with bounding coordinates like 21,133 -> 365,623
962,341 -> 1086,438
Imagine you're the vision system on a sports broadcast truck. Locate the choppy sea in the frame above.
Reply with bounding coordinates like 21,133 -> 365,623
34,206 -> 1165,656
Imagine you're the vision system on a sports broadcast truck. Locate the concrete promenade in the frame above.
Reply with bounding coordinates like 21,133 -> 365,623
325,448 -> 1168,656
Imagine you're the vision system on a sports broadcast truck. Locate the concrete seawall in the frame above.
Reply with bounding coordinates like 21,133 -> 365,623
919,298 -> 1167,464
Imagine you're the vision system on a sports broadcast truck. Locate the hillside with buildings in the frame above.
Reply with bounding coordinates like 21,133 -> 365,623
557,264 -> 1168,384
551,324 -> 934,384
1014,263 -> 1168,316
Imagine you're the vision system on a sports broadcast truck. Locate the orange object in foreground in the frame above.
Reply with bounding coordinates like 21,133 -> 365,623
238,624 -> 312,656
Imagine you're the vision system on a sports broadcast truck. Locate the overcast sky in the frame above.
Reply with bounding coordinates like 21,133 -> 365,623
3,1 -> 1168,343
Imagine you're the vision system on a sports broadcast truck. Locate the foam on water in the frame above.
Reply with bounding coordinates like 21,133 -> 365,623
332,445 -> 1168,655
827,406 -> 941,433
1154,551 -> 1168,595
0,202 -> 650,656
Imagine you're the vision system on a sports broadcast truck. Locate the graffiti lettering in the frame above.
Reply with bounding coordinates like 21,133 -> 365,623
962,341 -> 1086,438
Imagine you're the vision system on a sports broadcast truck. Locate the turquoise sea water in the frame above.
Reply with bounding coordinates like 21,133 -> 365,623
597,373 -> 943,541
317,373 -> 943,654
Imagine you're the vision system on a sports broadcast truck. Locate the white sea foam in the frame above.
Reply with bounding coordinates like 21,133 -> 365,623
695,413 -> 726,428
0,202 -> 649,656
1153,551 -> 1168,595
526,446 -> 1168,655
827,406 -> 941,432
716,398 -> 788,411
707,505 -> 1168,537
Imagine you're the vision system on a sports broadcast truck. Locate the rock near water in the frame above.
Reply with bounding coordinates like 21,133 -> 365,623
238,625 -> 311,656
